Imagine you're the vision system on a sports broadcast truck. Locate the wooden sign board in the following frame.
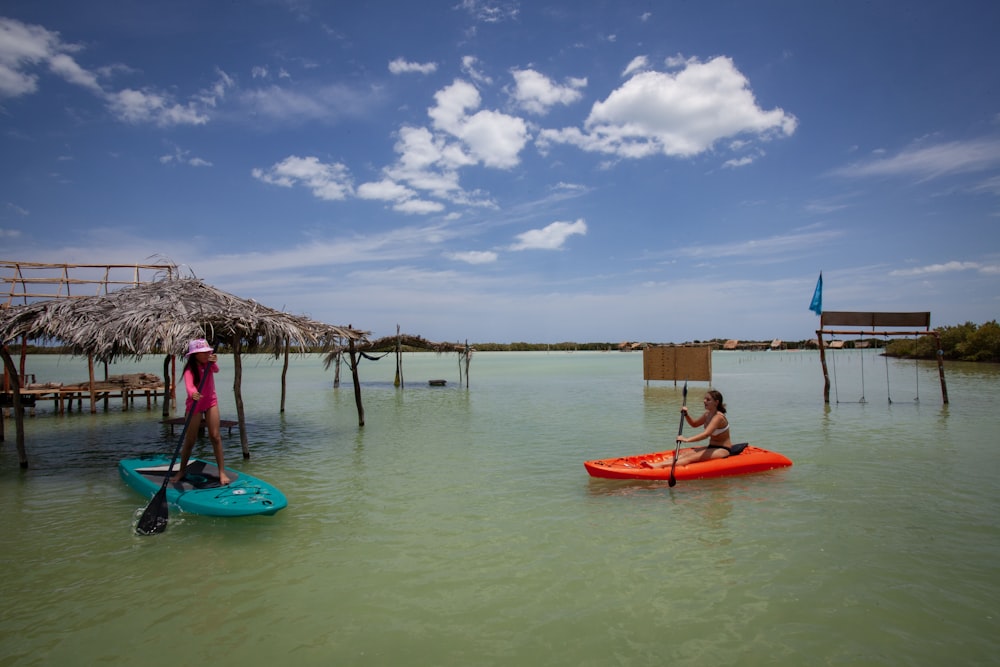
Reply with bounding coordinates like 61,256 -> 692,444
643,346 -> 712,382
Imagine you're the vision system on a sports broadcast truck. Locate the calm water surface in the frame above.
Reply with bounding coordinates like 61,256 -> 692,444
1,351 -> 997,666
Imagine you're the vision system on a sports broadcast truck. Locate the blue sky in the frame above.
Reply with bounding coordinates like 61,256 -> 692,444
1,1 -> 998,344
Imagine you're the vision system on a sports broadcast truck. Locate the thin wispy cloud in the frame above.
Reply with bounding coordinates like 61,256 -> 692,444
676,229 -> 843,260
890,260 -> 1000,276
833,138 -> 1000,182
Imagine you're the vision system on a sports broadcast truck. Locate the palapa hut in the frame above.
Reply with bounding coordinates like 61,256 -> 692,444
0,277 -> 367,468
324,330 -> 472,404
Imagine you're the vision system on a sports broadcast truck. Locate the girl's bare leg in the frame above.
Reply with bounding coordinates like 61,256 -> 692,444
204,405 -> 231,484
170,412 -> 203,482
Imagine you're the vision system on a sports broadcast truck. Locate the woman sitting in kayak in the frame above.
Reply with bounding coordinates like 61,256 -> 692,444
644,390 -> 733,468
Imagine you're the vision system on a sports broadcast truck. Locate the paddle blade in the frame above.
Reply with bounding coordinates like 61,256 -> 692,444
136,487 -> 169,535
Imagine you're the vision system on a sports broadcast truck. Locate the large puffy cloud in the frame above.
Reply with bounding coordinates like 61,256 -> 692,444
537,56 -> 797,159
429,79 -> 528,168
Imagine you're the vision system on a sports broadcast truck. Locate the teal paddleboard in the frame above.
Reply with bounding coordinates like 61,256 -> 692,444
119,456 -> 287,517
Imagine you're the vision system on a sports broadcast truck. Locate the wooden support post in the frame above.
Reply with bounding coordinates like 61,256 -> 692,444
280,338 -> 289,413
463,339 -> 471,388
0,347 -> 28,468
162,355 -> 172,418
88,354 -> 97,413
232,334 -> 250,460
933,331 -> 949,404
394,324 -> 403,388
349,335 -> 365,427
816,331 -> 831,404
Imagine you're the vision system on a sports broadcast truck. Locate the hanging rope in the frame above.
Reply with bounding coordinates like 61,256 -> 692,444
830,335 -> 841,403
884,334 -> 893,404
858,337 -> 867,403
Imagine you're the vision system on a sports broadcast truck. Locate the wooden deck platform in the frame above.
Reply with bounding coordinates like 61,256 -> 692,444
1,374 -> 169,415
161,417 -> 240,435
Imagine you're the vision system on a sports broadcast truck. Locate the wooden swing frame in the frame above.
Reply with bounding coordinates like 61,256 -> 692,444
816,311 -> 948,404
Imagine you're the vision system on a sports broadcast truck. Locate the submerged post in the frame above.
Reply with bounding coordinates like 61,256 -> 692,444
231,334 -> 250,459
349,333 -> 365,427
280,338 -> 289,413
933,331 -> 949,404
0,347 -> 27,467
816,331 -> 831,403
161,355 -> 171,418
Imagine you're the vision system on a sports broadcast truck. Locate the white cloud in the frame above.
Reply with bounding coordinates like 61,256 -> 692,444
458,108 -> 528,168
447,250 -> 498,264
6,202 -> 29,216
429,79 -> 528,168
107,88 -> 210,126
0,17 -> 65,97
160,145 -> 212,167
832,138 -> 1000,182
389,58 -> 437,75
510,68 -> 586,115
723,155 -> 755,168
357,178 -> 417,202
47,52 -> 101,93
393,198 -> 446,214
510,218 -> 587,250
239,83 -> 379,124
675,228 -> 842,261
252,156 -> 353,201
889,261 -> 999,277
0,17 -> 218,127
454,0 -> 520,23
461,56 -> 492,85
622,56 -> 649,78
536,55 -> 797,160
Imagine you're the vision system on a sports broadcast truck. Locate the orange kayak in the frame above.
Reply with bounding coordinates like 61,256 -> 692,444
584,444 -> 792,481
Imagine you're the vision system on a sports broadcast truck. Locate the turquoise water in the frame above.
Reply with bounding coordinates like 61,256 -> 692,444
1,351 -> 997,666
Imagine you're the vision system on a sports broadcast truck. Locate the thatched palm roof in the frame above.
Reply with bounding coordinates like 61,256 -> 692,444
322,333 -> 466,368
0,277 -> 366,360
0,277 -> 368,468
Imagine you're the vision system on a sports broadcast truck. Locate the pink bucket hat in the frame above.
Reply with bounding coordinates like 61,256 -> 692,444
186,338 -> 214,356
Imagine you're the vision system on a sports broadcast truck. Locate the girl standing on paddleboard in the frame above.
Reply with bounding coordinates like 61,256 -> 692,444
170,339 -> 231,485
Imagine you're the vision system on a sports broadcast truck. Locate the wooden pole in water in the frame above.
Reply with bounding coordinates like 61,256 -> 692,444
0,347 -> 27,467
349,334 -> 365,427
280,338 -> 289,413
161,355 -> 171,418
394,324 -> 403,389
87,353 -> 97,413
464,339 -> 471,388
232,333 -> 250,459
816,330 -> 831,403
933,331 -> 949,404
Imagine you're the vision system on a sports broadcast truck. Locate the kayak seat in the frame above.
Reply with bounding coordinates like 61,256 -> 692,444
729,443 -> 749,456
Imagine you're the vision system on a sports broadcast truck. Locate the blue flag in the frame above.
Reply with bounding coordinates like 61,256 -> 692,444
809,272 -> 822,315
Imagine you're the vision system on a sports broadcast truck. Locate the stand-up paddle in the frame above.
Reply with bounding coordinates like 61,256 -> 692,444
135,363 -> 210,535
668,381 -> 688,488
